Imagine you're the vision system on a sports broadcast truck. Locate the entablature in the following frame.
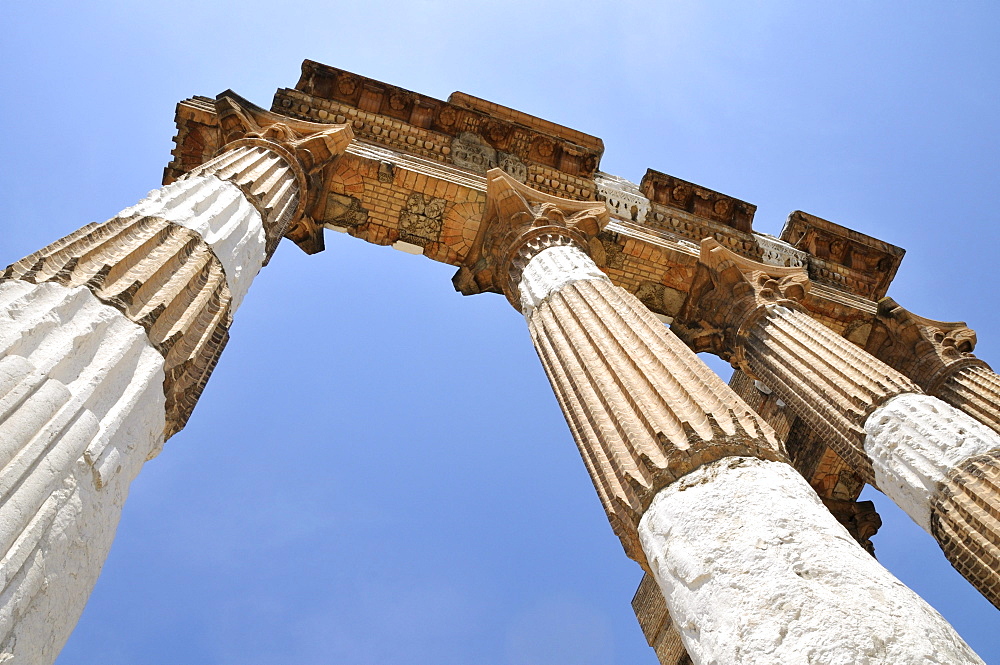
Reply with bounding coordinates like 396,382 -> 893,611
164,61 -> 902,351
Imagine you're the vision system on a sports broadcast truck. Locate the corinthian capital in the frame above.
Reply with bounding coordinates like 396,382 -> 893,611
866,297 -> 989,392
452,169 -> 609,308
206,92 -> 354,254
673,238 -> 810,362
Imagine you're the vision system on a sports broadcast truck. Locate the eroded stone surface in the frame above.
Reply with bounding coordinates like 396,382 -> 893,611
120,174 -> 266,309
639,457 -> 985,665
520,240 -> 781,565
0,281 -> 165,663
865,393 -> 1000,532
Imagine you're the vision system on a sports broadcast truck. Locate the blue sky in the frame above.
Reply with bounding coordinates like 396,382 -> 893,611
2,1 -> 999,663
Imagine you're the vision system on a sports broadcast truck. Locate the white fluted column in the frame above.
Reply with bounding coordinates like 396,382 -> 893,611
0,122 -> 350,663
519,244 -> 985,665
677,239 -> 1000,609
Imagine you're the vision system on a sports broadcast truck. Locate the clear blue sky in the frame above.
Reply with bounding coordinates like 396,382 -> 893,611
2,2 -> 999,663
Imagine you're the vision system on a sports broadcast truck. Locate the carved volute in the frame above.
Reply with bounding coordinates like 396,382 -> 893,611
205,93 -> 354,255
452,169 -> 609,308
866,297 -> 989,393
673,237 -> 810,371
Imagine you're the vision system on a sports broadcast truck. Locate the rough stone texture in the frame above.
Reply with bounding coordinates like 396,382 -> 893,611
3,212 -> 235,439
520,244 -> 782,565
864,393 -> 1000,531
632,573 -> 689,665
938,364 -> 1000,438
119,173 -> 267,307
675,239 -> 919,485
518,245 -> 607,317
932,450 -> 1000,609
0,280 -> 166,663
639,457 -> 985,665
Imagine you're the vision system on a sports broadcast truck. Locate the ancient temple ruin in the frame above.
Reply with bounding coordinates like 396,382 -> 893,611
1,60 -> 998,664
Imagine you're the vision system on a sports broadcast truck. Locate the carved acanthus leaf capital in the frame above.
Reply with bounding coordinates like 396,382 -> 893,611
453,169 -> 609,308
213,92 -> 354,254
866,297 -> 989,392
673,238 -> 810,366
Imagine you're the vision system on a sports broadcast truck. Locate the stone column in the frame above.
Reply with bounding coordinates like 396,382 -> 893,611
0,100 -> 351,663
675,238 -> 1000,609
457,170 -> 984,664
865,297 -> 1000,609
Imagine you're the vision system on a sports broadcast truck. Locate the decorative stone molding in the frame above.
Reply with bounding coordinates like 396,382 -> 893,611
867,297 -> 987,393
867,297 -> 1000,437
0,280 -> 167,662
449,132 -> 527,182
673,237 -> 811,366
521,245 -> 783,565
452,169 -> 608,308
595,172 -> 649,223
167,91 -> 354,256
287,59 -> 604,180
780,210 -> 904,300
754,233 -> 807,268
640,170 -> 756,233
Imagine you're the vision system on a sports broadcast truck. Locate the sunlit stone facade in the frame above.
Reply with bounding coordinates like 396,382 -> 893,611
1,62 -> 995,664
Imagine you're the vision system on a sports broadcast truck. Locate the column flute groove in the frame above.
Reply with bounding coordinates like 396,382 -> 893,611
675,237 -> 1000,609
0,92 -> 352,663
455,169 -> 983,663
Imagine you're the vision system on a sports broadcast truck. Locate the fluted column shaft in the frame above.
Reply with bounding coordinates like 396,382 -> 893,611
936,365 -> 1000,435
744,304 -> 1000,608
519,245 -> 983,664
0,122 -> 348,663
674,239 -> 1000,609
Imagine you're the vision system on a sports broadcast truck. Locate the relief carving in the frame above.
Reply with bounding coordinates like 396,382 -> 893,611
399,193 -> 447,244
866,297 -> 987,393
449,132 -> 527,182
452,169 -> 607,308
324,192 -> 369,228
673,238 -> 810,364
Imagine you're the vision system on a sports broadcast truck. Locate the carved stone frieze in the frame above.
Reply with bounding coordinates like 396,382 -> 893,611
324,192 -> 370,229
780,210 -> 904,300
398,193 -> 447,245
640,170 -> 756,232
287,60 -> 604,180
452,169 -> 608,308
449,132 -> 527,182
595,172 -> 650,223
755,234 -> 807,268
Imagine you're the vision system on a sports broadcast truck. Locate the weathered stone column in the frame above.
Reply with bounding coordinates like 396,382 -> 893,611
0,98 -> 351,662
457,170 -> 984,664
675,238 -> 1000,609
865,298 -> 1000,609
